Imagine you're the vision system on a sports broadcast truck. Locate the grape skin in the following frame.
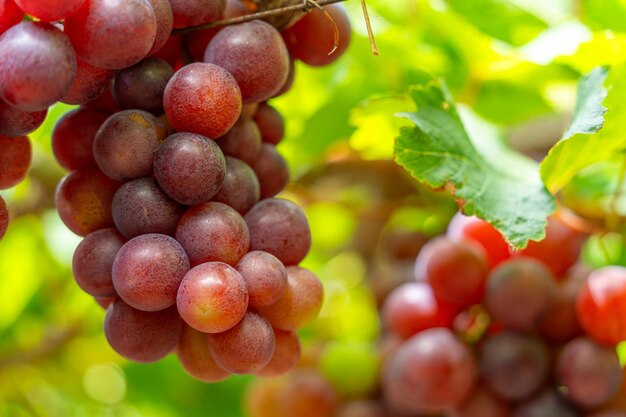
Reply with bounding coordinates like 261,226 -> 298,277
0,0 -> 23,36
511,389 -> 578,417
52,108 -> 109,171
0,195 -> 8,241
113,58 -> 174,114
0,99 -> 47,137
216,115 -> 262,166
212,157 -> 260,215
252,143 -> 290,199
177,324 -> 230,382
61,58 -> 116,105
236,250 -> 287,309
104,299 -> 183,363
278,371 -> 339,417
147,0 -> 173,55
72,228 -> 125,297
253,103 -> 285,145
0,22 -> 76,111
176,262 -> 248,333
448,386 -> 510,417
0,134 -> 31,189
15,0 -> 86,21
170,0 -> 226,29
255,328 -> 301,377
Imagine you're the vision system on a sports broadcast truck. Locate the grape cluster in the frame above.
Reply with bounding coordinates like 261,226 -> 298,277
381,212 -> 626,417
0,0 -> 351,380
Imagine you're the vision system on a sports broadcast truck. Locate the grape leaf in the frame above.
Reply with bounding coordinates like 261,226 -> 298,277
540,66 -> 612,192
394,80 -> 555,249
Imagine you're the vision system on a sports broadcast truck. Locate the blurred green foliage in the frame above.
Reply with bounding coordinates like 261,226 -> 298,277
3,0 -> 626,416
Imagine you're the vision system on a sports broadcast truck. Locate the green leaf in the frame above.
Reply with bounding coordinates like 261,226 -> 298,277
394,80 -> 555,249
540,66 -> 612,192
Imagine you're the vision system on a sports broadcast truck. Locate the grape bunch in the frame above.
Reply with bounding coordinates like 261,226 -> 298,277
0,0 -> 351,380
381,212 -> 626,417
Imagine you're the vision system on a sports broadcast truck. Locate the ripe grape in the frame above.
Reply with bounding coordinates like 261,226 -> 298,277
72,228 -> 125,297
245,198 -> 311,265
256,328 -> 300,377
176,202 -> 250,266
208,311 -> 275,374
163,62 -> 242,138
212,157 -> 260,215
151,34 -> 185,69
0,134 -> 31,189
112,178 -> 184,239
55,168 -> 121,236
485,258 -> 556,330
252,143 -> 289,199
245,378 -> 286,417
61,58 -> 116,105
113,58 -> 174,114
282,5 -> 352,67
480,332 -> 549,401
383,328 -> 477,413
448,386 -> 510,417
14,0 -> 86,21
511,389 -> 578,417
382,282 -> 458,339
0,0 -> 23,36
336,400 -> 387,417
0,22 -> 76,111
577,266 -> 626,345
415,236 -> 489,307
278,371 -> 339,417
216,115 -> 262,166
258,266 -> 323,331
273,58 -> 295,98
93,110 -> 161,181
84,83 -> 120,113
65,0 -> 157,70
170,0 -> 225,29
176,262 -> 248,333
0,195 -> 8,241
446,213 -> 511,269
52,108 -> 108,171
0,99 -> 47,137
154,132 -> 226,205
104,299 -> 183,363
253,103 -> 285,145
556,337 -> 622,407
236,250 -> 287,309
147,0 -> 173,55
204,20 -> 290,103
113,234 -> 189,311
177,324 -> 230,382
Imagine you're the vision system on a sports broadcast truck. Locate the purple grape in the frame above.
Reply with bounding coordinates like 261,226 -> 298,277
0,99 -> 47,137
511,389 -> 579,417
212,157 -> 260,215
252,143 -> 289,199
236,250 -> 287,309
216,115 -> 262,165
113,58 -> 174,114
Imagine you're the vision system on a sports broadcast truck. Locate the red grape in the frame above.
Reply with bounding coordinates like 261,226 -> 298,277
52,108 -> 109,171
236,250 -> 287,309
212,157 -> 260,215
147,0 -> 173,55
84,82 -> 120,113
65,0 -> 157,69
170,0 -> 225,29
0,195 -> 8,241
256,328 -> 300,377
511,389 -> 578,417
0,134 -> 31,189
278,371 -> 339,417
252,143 -> 289,199
177,324 -> 230,382
449,386 -> 510,417
0,22 -> 76,111
14,0 -> 85,21
113,58 -> 174,114
253,103 -> 285,145
61,58 -> 116,105
176,262 -> 248,333
163,63 -> 242,138
0,99 -> 46,137
336,400 -> 387,417
0,0 -> 23,36
216,115 -> 262,166
272,58 -> 295,98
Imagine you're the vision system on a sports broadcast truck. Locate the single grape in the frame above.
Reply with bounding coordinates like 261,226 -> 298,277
245,198 -> 310,265
485,258 -> 556,330
0,22 -> 76,111
256,328 -> 300,377
511,389 -> 579,417
242,103 -> 259,118
336,400 -> 387,417
170,0 -> 225,29
208,311 -> 275,374
55,168 -> 122,236
556,337 -> 622,407
93,110 -> 160,181
216,115 -> 262,166
448,386 -> 510,417
112,233 -> 190,312
383,328 -> 477,414
65,0 -> 157,69
52,108 -> 109,171
147,0 -> 173,55
415,236 -> 489,307
382,282 -> 458,339
151,34 -> 185,69
278,371 -> 339,417
252,143 -> 289,199
236,250 -> 287,309
0,195 -> 8,240
253,103 -> 285,145
72,228 -> 125,297
0,0 -> 23,36
177,324 -> 230,382
212,157 -> 260,215
446,213 -> 511,269
176,262 -> 248,333
577,266 -> 626,345
480,331 -> 549,401
258,266 -> 323,331
0,135 -> 30,189
282,5 -> 351,67
61,58 -> 116,105
0,99 -> 47,137
163,63 -> 242,138
14,0 -> 85,21
154,132 -> 226,205
104,299 -> 182,363
176,202 -> 249,266
272,58 -> 295,98
204,20 -> 290,103
113,58 -> 174,114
